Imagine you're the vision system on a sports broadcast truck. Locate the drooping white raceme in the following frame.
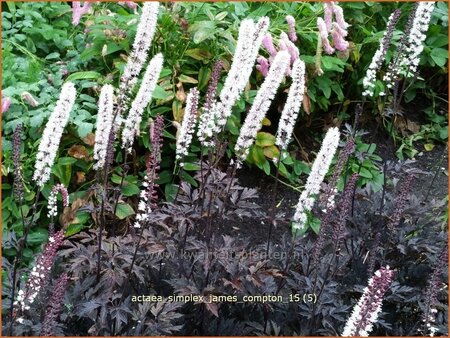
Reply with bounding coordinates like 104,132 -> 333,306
120,2 -> 159,93
292,127 -> 340,233
342,266 -> 395,336
363,9 -> 401,97
234,51 -> 290,167
176,88 -> 199,166
121,53 -> 164,153
33,82 -> 76,187
93,84 -> 114,169
275,59 -> 306,150
399,2 -> 435,74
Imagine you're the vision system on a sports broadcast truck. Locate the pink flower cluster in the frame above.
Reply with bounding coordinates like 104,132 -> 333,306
257,27 -> 299,77
317,2 -> 350,55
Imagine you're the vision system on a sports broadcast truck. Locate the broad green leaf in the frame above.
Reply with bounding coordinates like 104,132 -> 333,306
255,132 -> 275,147
115,203 -> 135,220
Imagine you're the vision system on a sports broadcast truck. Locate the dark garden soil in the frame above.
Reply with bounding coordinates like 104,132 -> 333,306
221,127 -> 448,246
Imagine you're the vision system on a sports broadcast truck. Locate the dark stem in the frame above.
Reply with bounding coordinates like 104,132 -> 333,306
266,151 -> 282,255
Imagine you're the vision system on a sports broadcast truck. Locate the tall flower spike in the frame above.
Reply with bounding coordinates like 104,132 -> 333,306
218,17 -> 269,129
12,124 -> 24,201
324,2 -> 334,31
40,273 -> 69,337
363,9 -> 401,97
121,53 -> 164,153
317,18 -> 335,55
47,184 -> 69,218
197,60 -> 223,145
383,3 -> 419,90
93,84 -> 114,170
119,2 -> 159,94
33,82 -> 76,187
285,15 -> 297,42
399,2 -> 435,75
332,2 -> 350,31
234,51 -> 290,167
256,56 -> 270,77
331,22 -> 349,52
262,33 -> 277,57
2,97 -> 11,113
176,88 -> 199,166
342,266 -> 395,336
292,127 -> 340,234
421,243 -> 448,336
14,230 -> 65,312
134,115 -> 164,229
275,59 -> 306,150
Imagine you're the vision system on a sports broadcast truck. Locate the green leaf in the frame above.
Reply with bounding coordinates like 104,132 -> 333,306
263,145 -> 280,159
255,132 -> 275,147
359,167 -> 373,179
59,157 -> 77,166
182,163 -> 201,171
65,223 -> 84,237
309,217 -> 321,235
439,127 -> 448,140
121,184 -> 140,197
27,228 -> 48,245
250,145 -> 266,165
178,74 -> 198,84
262,160 -> 271,175
77,122 -> 93,138
164,184 -> 178,203
115,203 -> 135,220
180,170 -> 198,187
430,47 -> 448,67
53,160 -> 72,187
152,85 -> 170,100
66,71 -> 101,82
30,114 -> 44,128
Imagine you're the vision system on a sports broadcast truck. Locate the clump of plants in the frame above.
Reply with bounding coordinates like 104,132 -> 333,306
2,1 -> 447,337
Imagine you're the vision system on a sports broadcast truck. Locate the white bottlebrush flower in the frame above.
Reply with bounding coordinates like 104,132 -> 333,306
362,9 -> 401,97
234,51 -> 290,166
33,82 -> 76,187
121,53 -> 164,153
399,2 -> 435,74
175,88 -> 199,166
275,59 -> 306,150
120,2 -> 159,93
342,266 -> 395,336
197,101 -> 224,147
292,127 -> 340,234
214,17 -> 269,133
93,84 -> 114,170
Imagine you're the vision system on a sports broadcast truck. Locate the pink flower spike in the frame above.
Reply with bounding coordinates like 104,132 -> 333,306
285,15 -> 297,42
332,2 -> 350,30
256,56 -> 270,77
72,1 -> 92,26
262,34 -> 277,57
331,22 -> 349,52
317,18 -> 335,55
324,2 -> 334,31
2,97 -> 11,113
